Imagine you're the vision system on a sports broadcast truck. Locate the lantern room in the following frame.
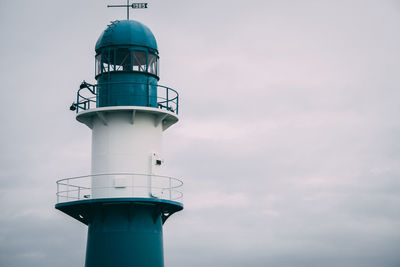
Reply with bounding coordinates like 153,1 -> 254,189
94,20 -> 160,108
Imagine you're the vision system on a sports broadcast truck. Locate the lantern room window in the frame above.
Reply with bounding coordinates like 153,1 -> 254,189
115,48 -> 131,71
95,48 -> 159,77
132,51 -> 146,72
148,53 -> 158,76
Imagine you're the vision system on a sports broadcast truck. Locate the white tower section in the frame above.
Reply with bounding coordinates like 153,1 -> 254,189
77,107 -> 178,199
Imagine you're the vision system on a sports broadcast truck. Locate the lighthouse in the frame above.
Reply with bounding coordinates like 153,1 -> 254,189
55,6 -> 183,267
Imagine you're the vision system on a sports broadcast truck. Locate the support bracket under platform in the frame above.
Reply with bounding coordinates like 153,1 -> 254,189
96,112 -> 108,126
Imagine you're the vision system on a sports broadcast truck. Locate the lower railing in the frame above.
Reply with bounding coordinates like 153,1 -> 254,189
56,173 -> 183,203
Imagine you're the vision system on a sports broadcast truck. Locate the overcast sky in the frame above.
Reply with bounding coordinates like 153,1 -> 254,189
0,0 -> 400,266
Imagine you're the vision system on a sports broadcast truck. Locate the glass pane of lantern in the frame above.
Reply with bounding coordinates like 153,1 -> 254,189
115,48 -> 131,71
132,51 -> 146,72
95,54 -> 101,75
148,53 -> 158,75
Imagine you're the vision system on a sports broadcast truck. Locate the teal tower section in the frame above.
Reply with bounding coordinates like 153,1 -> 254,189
56,18 -> 183,267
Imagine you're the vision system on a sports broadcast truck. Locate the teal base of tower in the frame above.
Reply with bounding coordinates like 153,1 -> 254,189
55,198 -> 183,267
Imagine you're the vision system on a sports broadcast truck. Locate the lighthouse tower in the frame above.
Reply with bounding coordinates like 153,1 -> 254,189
55,10 -> 183,267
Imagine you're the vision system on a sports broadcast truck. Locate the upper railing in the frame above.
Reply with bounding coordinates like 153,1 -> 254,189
56,173 -> 183,204
71,81 -> 179,115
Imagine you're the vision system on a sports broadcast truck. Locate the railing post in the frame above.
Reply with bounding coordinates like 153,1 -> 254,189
76,90 -> 80,113
176,95 -> 179,115
148,174 -> 152,197
78,187 -> 81,200
67,179 -> 70,200
57,182 -> 59,203
169,177 -> 172,200
131,174 -> 134,197
166,88 -> 169,111
95,86 -> 98,107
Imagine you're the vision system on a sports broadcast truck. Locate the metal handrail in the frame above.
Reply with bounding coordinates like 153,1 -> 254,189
73,81 -> 179,115
56,173 -> 183,203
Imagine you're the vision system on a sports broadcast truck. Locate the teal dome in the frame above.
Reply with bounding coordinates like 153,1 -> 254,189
95,20 -> 158,52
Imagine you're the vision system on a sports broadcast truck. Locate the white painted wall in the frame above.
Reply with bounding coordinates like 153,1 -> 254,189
90,110 -> 163,198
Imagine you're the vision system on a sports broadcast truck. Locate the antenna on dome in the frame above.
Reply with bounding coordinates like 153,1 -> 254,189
107,0 -> 148,20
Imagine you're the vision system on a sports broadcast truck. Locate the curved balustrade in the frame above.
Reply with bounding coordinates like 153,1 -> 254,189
56,173 -> 183,203
74,82 -> 179,115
